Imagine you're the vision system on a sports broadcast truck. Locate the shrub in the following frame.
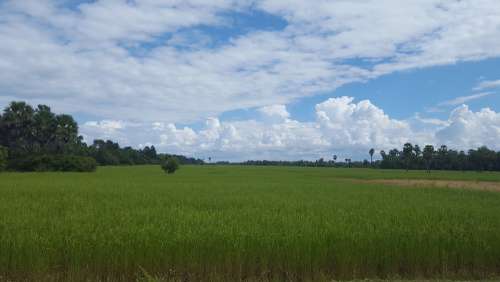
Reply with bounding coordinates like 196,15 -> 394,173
57,155 -> 97,172
8,155 -> 97,172
0,146 -> 7,172
161,157 -> 180,174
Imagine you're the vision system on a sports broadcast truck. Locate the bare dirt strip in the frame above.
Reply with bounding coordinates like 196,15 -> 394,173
353,179 -> 500,192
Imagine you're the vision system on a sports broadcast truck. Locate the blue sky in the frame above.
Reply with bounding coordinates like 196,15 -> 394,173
1,0 -> 500,161
287,58 -> 500,122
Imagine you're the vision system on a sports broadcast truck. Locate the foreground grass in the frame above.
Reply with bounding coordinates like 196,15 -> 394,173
1,166 -> 500,281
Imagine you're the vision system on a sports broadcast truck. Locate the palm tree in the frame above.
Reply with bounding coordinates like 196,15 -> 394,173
369,148 -> 375,166
402,143 -> 415,171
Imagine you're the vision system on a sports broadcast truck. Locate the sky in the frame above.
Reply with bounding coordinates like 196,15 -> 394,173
0,0 -> 499,161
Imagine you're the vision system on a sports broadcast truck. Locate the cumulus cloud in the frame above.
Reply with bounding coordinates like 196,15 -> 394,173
436,106 -> 500,150
258,104 -> 290,122
2,1 -> 500,160
81,120 -> 138,146
1,0 -> 500,123
80,97 -> 500,161
315,97 -> 413,150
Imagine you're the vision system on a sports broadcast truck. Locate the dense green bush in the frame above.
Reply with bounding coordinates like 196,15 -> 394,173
161,157 -> 180,174
8,155 -> 97,172
56,155 -> 97,172
0,146 -> 7,172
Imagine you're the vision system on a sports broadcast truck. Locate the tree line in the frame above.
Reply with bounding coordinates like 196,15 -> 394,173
2,101 -> 499,173
0,101 -> 202,172
379,143 -> 500,172
240,159 -> 357,168
240,144 -> 500,172
84,139 -> 202,166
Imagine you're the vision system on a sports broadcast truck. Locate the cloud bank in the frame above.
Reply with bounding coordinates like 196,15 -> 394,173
82,97 -> 500,161
2,0 -> 500,160
1,0 -> 500,122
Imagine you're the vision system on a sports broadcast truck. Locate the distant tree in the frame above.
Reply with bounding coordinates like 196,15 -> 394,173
379,150 -> 388,168
436,145 -> 449,170
457,150 -> 467,171
413,145 -> 421,157
469,146 -> 497,171
402,143 -> 414,171
413,145 -> 422,168
33,105 -> 56,153
54,114 -> 79,154
369,148 -> 375,166
497,151 -> 500,171
0,145 -> 7,171
143,145 -> 158,161
423,145 -> 435,173
0,101 -> 203,171
0,101 -> 35,157
241,144 -> 500,172
380,150 -> 386,158
161,157 -> 180,174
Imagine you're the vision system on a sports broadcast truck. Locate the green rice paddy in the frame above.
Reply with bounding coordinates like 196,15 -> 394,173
1,166 -> 500,281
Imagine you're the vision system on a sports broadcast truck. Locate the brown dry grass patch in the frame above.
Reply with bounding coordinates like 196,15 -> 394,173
355,179 -> 500,192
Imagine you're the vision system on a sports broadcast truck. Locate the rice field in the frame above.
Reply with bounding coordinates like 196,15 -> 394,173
1,166 -> 500,281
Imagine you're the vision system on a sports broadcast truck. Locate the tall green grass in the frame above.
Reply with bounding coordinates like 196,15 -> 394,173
1,166 -> 500,281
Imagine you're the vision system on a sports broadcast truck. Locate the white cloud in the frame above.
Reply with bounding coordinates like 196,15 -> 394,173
80,97 -> 500,161
84,120 -> 125,131
1,0 -> 500,124
2,1 -> 500,160
315,97 -> 413,150
474,79 -> 500,91
436,105 -> 500,150
81,120 -> 142,146
2,0 -> 247,45
439,92 -> 495,107
160,124 -> 198,148
412,113 -> 449,127
258,104 -> 290,122
172,98 -> 500,160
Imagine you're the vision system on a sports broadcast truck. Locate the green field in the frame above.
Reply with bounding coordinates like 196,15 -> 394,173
1,166 -> 500,281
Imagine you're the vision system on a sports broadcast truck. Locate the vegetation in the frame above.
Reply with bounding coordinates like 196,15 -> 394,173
7,154 -> 97,172
1,166 -> 500,281
0,102 -> 95,172
161,156 -> 180,174
240,145 -> 500,172
85,139 -> 202,166
380,143 -> 500,172
88,139 -> 159,166
0,145 -> 7,171
0,101 -> 203,172
1,100 -> 498,173
369,147 -> 375,165
241,159 -> 366,167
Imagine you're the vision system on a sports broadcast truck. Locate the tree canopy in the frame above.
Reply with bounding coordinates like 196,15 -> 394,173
0,101 -> 203,172
2,101 -> 499,173
0,146 -> 7,171
161,157 -> 180,174
379,143 -> 500,172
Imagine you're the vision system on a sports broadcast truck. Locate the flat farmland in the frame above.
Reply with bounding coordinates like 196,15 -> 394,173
1,166 -> 500,281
